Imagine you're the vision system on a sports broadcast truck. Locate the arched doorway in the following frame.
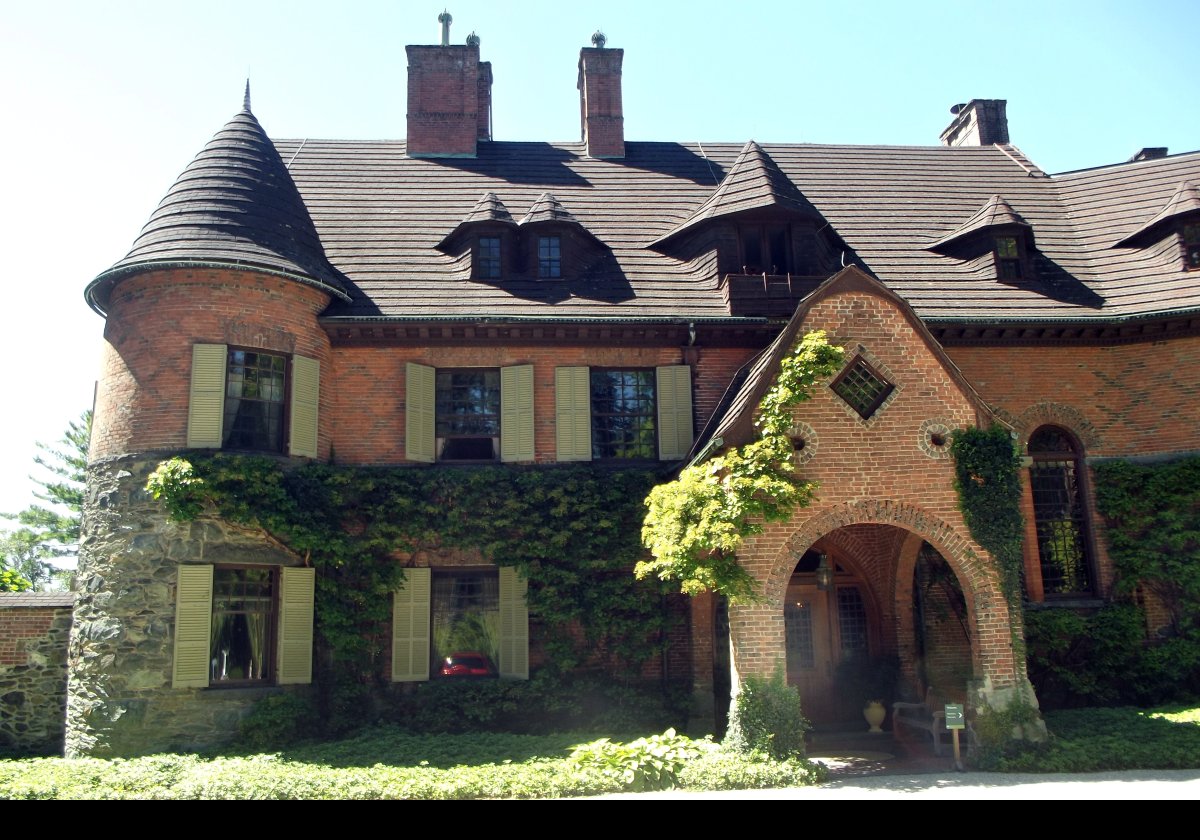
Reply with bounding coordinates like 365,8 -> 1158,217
784,547 -> 886,726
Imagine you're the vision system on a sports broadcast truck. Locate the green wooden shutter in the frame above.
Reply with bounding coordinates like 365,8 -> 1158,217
501,364 -> 535,462
498,566 -> 529,680
554,366 -> 592,462
406,362 -> 435,463
392,567 -> 431,682
172,564 -> 213,688
656,365 -> 694,461
187,344 -> 227,449
277,567 -> 315,685
288,355 -> 320,459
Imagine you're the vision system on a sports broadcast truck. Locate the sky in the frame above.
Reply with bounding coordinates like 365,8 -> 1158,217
0,0 -> 1197,522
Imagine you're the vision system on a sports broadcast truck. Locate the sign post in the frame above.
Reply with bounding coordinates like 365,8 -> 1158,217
944,703 -> 966,771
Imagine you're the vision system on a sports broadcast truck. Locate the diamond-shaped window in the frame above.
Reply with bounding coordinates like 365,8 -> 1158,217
832,358 -> 894,420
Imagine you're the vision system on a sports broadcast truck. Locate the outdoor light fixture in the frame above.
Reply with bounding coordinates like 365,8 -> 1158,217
815,553 -> 834,591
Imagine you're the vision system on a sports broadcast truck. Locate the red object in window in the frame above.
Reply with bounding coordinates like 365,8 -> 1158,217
439,652 -> 497,677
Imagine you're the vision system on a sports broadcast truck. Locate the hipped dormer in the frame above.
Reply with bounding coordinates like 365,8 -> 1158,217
652,140 -> 848,316
1113,180 -> 1200,270
927,195 -> 1036,282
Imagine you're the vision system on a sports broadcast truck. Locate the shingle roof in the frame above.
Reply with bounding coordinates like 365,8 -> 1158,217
86,105 -> 349,314
0,592 -> 74,609
270,136 -> 1200,324
1113,179 -> 1200,248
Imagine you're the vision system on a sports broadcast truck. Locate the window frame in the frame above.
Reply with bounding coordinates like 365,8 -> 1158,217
434,367 -> 502,462
994,234 -> 1026,280
208,564 -> 280,687
1182,220 -> 1200,270
589,367 -> 659,461
475,235 -> 503,280
1027,425 -> 1098,599
537,235 -> 562,278
221,346 -> 291,454
831,357 -> 894,421
739,222 -> 792,275
430,567 -> 501,680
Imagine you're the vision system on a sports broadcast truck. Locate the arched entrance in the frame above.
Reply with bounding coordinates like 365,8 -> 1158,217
784,547 -> 886,725
724,500 -> 1021,729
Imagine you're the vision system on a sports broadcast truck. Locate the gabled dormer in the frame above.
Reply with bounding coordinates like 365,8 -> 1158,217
436,192 -> 518,281
651,140 -> 847,317
1113,180 -> 1200,270
517,192 -> 606,280
927,195 -> 1036,282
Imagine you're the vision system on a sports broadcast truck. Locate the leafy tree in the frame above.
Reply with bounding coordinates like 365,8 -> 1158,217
0,529 -> 53,591
2,410 -> 91,589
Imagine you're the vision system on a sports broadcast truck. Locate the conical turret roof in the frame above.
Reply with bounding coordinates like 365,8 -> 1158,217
86,98 -> 348,313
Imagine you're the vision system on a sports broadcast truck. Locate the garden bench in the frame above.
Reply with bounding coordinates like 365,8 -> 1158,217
892,688 -> 966,756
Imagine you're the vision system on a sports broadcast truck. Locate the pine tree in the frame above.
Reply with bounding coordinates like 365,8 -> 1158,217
1,410 -> 91,589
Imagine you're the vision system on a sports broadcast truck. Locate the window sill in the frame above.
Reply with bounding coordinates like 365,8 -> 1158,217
1025,597 -> 1105,610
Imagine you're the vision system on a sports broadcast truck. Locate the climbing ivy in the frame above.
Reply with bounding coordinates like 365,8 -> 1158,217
146,458 -> 671,680
638,331 -> 844,601
949,425 -> 1025,613
1093,456 -> 1200,637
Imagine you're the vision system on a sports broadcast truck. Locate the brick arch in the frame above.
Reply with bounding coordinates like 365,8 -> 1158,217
1011,401 -> 1102,451
759,499 -> 1014,687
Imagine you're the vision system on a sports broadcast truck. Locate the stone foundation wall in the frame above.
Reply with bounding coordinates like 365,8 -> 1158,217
67,454 -> 303,757
0,594 -> 73,755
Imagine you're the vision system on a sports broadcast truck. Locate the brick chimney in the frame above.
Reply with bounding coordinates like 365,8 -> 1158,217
406,19 -> 492,157
939,99 -> 1010,147
577,32 -> 624,159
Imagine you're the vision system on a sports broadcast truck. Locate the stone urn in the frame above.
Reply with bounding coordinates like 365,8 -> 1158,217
863,700 -> 887,733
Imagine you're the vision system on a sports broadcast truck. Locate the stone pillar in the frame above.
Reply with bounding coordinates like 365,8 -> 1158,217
687,592 -> 715,735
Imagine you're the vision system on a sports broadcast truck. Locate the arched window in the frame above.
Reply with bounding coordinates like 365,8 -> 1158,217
1027,426 -> 1095,596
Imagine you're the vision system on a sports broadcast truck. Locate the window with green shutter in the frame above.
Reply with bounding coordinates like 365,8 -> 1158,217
187,343 -> 319,457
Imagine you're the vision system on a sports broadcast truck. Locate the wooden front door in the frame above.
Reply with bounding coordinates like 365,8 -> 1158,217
784,584 -> 837,723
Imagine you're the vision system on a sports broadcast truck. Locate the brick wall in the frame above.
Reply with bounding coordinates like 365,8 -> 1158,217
328,343 -> 756,465
91,269 -> 332,461
1,595 -> 73,755
948,336 -> 1200,601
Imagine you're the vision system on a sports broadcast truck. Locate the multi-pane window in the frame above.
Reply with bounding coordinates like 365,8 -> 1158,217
223,349 -> 287,452
996,236 -> 1023,279
1183,221 -> 1200,269
436,370 -> 501,460
431,571 -> 500,678
784,602 -> 815,669
538,236 -> 561,278
740,224 -> 791,274
831,358 -> 894,420
1028,426 -> 1095,596
590,369 -> 657,459
837,586 -> 869,654
477,236 -> 502,279
210,566 -> 276,684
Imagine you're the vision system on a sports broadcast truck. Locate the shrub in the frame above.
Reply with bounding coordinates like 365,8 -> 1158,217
1024,603 -> 1200,709
567,729 -> 700,792
237,693 -> 319,749
724,667 -> 810,759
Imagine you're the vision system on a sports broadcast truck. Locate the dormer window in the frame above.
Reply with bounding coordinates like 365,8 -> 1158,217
477,236 -> 502,279
538,235 -> 562,278
1184,221 -> 1200,269
996,236 -> 1024,279
740,224 -> 791,274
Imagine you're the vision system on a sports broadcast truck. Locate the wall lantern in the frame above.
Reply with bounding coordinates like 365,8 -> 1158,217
815,553 -> 834,592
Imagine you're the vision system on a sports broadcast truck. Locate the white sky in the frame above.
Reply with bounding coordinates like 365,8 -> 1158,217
0,0 -> 1197,518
